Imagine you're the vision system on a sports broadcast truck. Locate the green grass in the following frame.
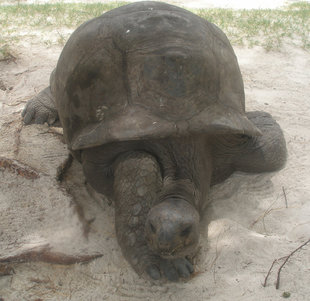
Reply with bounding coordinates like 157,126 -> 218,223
195,1 -> 310,50
0,1 -> 309,51
0,2 -> 128,28
0,2 -> 128,51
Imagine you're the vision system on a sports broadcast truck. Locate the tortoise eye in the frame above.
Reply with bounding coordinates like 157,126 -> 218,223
238,134 -> 250,139
180,225 -> 192,237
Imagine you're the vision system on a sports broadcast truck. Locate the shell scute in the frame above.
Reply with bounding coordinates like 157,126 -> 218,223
53,1 -> 260,150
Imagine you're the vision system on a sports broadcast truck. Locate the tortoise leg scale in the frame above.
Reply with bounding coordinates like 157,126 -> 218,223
113,152 -> 193,281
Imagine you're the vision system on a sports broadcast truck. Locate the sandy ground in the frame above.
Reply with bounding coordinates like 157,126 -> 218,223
1,1 -> 310,301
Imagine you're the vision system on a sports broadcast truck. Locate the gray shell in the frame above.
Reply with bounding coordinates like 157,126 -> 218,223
53,1 -> 260,151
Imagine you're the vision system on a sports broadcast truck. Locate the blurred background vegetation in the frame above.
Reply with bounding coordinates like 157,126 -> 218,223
0,1 -> 309,61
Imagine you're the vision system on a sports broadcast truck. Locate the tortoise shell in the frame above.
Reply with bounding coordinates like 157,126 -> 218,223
53,1 -> 260,151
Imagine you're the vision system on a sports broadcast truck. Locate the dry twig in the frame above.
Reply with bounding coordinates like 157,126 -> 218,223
263,239 -> 310,289
276,239 -> 310,289
4,101 -> 25,107
263,255 -> 287,287
263,259 -> 277,287
0,156 -> 40,179
282,186 -> 288,208
0,244 -> 102,265
14,121 -> 23,156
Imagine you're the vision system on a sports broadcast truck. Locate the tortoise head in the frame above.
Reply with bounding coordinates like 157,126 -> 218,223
145,198 -> 200,259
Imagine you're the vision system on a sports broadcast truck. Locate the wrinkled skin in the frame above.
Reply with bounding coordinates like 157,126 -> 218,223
81,113 -> 286,281
21,2 -> 287,281
23,93 -> 286,280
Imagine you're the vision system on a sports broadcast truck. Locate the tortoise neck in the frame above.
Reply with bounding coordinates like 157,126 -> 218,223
156,136 -> 212,211
158,178 -> 201,210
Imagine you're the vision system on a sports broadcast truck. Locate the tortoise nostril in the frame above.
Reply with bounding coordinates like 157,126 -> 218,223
149,222 -> 156,234
180,225 -> 192,237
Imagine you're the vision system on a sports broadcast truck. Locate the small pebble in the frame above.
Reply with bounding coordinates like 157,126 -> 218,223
282,292 -> 291,298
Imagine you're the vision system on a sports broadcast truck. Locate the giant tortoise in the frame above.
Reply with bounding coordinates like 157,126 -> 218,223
22,1 -> 287,281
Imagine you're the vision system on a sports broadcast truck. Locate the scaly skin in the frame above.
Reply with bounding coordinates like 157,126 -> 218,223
21,86 -> 58,125
211,111 -> 287,185
113,152 -> 195,281
235,111 -> 287,173
22,70 -> 58,125
21,86 -> 287,281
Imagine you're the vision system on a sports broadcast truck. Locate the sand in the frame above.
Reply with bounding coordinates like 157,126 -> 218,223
0,1 -> 310,300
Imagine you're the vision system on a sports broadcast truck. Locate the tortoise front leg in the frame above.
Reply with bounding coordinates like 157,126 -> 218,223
233,111 -> 287,173
113,152 -> 162,279
22,69 -> 58,125
113,152 -> 194,281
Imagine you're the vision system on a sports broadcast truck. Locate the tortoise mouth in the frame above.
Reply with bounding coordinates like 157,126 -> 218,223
157,244 -> 197,259
159,252 -> 182,260
146,236 -> 199,260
